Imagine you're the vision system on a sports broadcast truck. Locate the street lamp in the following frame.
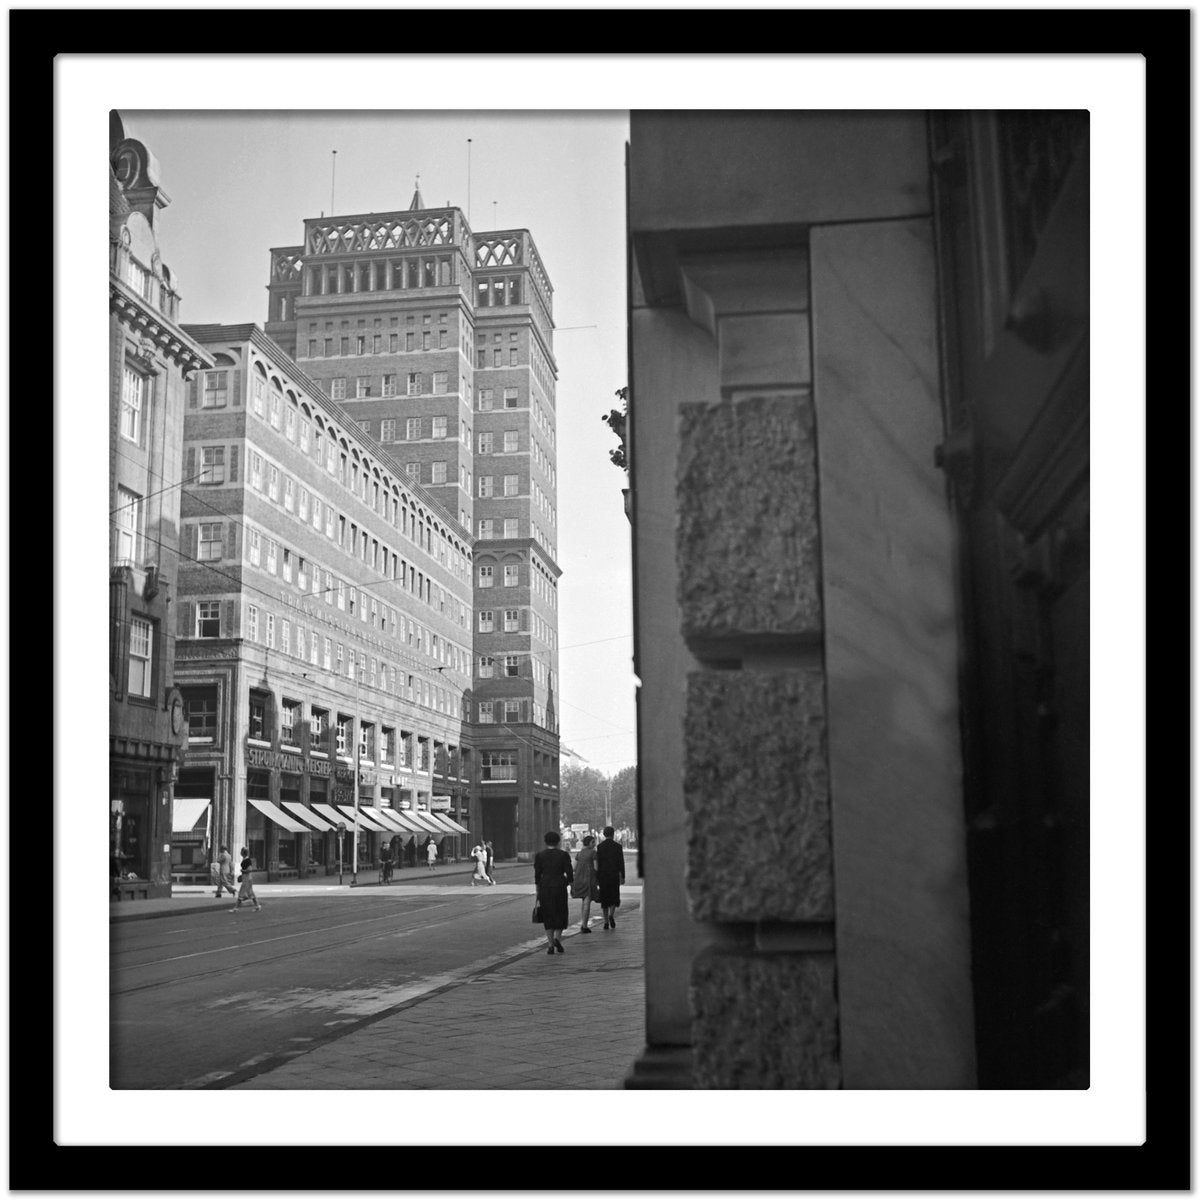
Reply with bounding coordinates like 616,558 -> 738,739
337,821 -> 346,886
351,662 -> 360,886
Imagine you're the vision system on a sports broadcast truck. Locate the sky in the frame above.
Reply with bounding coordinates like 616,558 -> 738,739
123,109 -> 637,775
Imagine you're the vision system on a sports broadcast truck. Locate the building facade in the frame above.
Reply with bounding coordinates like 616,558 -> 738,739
172,325 -> 474,879
624,111 -> 1088,1089
262,191 -> 561,859
109,111 -> 213,899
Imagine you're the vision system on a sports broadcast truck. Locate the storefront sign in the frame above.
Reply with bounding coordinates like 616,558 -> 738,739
359,769 -> 378,787
247,747 -> 304,773
431,795 -> 452,812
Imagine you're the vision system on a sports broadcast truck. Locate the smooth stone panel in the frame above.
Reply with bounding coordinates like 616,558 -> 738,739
690,950 -> 840,1088
677,393 -> 822,641
630,305 -> 724,1047
683,669 -> 833,922
630,112 -> 930,235
810,218 -> 976,1088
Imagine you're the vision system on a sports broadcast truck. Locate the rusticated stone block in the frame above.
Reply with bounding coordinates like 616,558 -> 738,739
684,669 -> 833,921
677,393 -> 821,641
691,950 -> 840,1088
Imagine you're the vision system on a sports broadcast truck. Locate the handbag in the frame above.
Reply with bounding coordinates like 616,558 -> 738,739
531,899 -> 543,923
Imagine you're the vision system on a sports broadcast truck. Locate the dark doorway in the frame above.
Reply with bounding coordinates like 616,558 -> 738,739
481,796 -> 518,860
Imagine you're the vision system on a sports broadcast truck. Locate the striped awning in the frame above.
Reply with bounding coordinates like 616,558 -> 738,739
436,814 -> 471,835
406,811 -> 445,834
311,802 -> 348,829
282,801 -> 337,832
424,813 -> 462,835
247,798 -> 311,833
335,804 -> 389,832
172,797 -> 210,835
370,808 -> 420,834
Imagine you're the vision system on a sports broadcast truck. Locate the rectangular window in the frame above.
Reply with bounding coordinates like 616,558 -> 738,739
128,617 -> 153,697
503,388 -> 519,408
265,612 -> 276,649
481,750 -> 518,780
432,416 -> 447,439
114,487 -> 143,565
331,378 -> 347,399
478,701 -> 494,724
503,565 -> 519,588
477,432 -> 493,454
504,475 -> 518,497
406,417 -> 421,440
285,408 -> 296,441
407,373 -> 422,396
266,540 -> 277,574
269,391 -> 281,428
504,700 -> 520,723
479,610 -> 494,633
432,372 -> 448,395
504,654 -> 520,677
380,419 -> 396,442
381,727 -> 396,763
203,371 -> 228,409
268,465 -> 279,500
336,715 -> 350,757
120,368 -> 144,443
478,565 -> 493,588
478,475 -> 493,498
478,389 -> 494,412
198,522 -> 223,561
284,477 -> 295,511
382,374 -> 397,397
478,655 -> 494,678
359,722 -> 375,762
185,686 -> 218,740
248,529 -> 261,566
355,376 -> 370,398
300,420 -> 310,451
196,601 -> 220,638
503,431 -> 518,453
311,706 -> 328,752
431,461 -> 447,484
406,463 -> 420,480
197,445 -> 225,485
249,691 -> 270,741
281,700 -> 299,744
504,609 -> 519,632
493,349 -> 502,368
252,377 -> 265,416
280,616 -> 290,652
250,453 -> 263,490
246,604 -> 259,642
478,519 -> 494,540
503,518 -> 519,539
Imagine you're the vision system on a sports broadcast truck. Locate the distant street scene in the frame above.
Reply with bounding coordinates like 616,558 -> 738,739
111,856 -> 641,1089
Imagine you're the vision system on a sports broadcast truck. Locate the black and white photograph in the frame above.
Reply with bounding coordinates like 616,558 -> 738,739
33,19 -> 1181,1188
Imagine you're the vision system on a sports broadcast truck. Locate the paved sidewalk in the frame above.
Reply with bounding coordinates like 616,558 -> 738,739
227,899 -> 644,1090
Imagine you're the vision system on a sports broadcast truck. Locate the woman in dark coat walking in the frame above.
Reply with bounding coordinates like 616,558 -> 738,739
595,825 -> 625,929
533,830 -> 573,955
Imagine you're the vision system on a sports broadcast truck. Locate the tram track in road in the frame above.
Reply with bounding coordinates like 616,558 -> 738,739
110,893 -> 529,997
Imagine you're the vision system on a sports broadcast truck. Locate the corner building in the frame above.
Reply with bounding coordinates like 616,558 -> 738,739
264,191 -> 561,859
109,112 -> 213,899
173,324 -> 475,878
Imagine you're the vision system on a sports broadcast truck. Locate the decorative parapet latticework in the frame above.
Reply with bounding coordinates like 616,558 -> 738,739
475,236 -> 522,267
304,211 -> 456,255
271,247 -> 304,282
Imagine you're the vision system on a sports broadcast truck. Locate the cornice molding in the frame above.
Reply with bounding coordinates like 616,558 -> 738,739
110,279 -> 214,375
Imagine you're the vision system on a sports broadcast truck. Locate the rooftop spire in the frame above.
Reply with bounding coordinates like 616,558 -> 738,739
409,173 -> 424,211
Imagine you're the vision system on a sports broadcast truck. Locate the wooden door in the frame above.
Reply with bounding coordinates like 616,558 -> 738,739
930,111 -> 1090,1087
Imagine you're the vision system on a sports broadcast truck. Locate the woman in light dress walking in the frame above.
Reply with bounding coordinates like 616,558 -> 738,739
571,835 -> 599,932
